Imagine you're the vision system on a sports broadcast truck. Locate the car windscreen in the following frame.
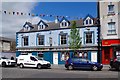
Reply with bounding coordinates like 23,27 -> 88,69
72,58 -> 80,62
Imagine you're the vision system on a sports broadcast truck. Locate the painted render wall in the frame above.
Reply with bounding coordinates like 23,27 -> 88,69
99,1 -> 120,39
16,27 -> 98,48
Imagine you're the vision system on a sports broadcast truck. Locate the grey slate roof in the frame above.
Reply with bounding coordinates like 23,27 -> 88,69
17,17 -> 99,33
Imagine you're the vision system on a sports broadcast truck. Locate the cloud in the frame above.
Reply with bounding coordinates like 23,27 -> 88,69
1,2 -> 46,39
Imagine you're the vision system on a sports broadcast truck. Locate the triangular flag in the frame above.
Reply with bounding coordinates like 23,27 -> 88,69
21,12 -> 23,15
50,15 -> 52,17
8,12 -> 11,14
28,13 -> 30,16
13,12 -> 15,15
36,14 -> 38,16
4,11 -> 7,14
43,14 -> 45,17
40,14 -> 42,16
32,14 -> 35,17
17,12 -> 19,15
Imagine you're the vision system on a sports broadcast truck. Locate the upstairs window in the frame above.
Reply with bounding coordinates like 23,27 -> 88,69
37,35 -> 44,45
84,19 -> 93,25
86,32 -> 92,43
84,31 -> 94,44
23,36 -> 29,46
24,25 -> 30,31
61,22 -> 68,27
60,35 -> 67,45
38,25 -> 44,30
108,22 -> 116,35
108,5 -> 114,14
86,20 -> 88,24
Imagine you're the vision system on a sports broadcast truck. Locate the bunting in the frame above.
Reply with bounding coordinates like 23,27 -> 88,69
0,10 -> 120,20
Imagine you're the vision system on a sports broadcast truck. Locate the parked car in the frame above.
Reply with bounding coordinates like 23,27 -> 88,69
17,54 -> 51,69
0,57 -> 16,67
65,58 -> 103,71
110,56 -> 120,71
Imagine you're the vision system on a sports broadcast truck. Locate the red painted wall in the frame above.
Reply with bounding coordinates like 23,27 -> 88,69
102,39 -> 120,46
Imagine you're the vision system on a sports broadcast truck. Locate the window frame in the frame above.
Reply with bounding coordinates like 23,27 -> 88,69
107,22 -> 116,35
61,22 -> 68,27
37,35 -> 44,45
60,34 -> 67,45
84,31 -> 94,44
23,36 -> 29,46
108,5 -> 114,13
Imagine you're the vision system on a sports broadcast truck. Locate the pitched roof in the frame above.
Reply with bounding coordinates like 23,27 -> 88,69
23,22 -> 33,28
17,17 -> 98,33
83,14 -> 94,21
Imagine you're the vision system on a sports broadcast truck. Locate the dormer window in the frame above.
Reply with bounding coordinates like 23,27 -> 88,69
24,25 -> 30,31
23,22 -> 33,31
85,19 -> 93,25
38,25 -> 44,30
60,17 -> 70,28
61,22 -> 67,27
84,15 -> 93,26
86,20 -> 88,25
37,20 -> 48,30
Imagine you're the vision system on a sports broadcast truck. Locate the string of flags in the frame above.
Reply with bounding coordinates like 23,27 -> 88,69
0,10 -> 120,20
0,10 -> 76,19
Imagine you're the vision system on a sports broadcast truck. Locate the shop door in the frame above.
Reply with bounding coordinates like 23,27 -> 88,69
53,52 -> 58,65
104,48 -> 110,64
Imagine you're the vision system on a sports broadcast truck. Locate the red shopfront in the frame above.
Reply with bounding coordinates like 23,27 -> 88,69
102,39 -> 120,64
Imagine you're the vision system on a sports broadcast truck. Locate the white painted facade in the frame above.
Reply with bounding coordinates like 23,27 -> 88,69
16,27 -> 98,48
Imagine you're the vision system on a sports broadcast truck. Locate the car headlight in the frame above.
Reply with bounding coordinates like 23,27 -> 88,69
100,64 -> 103,65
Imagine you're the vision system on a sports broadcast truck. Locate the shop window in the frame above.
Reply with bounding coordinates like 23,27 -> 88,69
61,52 -> 70,61
74,52 -> 88,58
38,52 -> 44,59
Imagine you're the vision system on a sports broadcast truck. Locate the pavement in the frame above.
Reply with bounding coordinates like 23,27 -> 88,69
51,64 -> 110,70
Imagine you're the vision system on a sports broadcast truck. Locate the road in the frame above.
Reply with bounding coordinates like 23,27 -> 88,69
1,65 -> 119,78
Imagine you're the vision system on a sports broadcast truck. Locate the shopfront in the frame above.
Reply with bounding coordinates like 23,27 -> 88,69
102,39 -> 120,64
16,48 -> 98,64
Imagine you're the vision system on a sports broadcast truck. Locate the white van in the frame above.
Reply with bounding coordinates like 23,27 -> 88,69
17,54 -> 51,69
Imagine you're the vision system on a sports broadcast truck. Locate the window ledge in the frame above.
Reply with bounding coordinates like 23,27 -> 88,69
107,34 -> 117,36
107,12 -> 115,16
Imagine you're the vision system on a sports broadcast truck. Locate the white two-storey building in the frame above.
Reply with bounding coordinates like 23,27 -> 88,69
16,15 -> 100,64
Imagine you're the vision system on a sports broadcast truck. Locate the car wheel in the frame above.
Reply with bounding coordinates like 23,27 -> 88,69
37,64 -> 42,69
67,65 -> 73,70
92,65 -> 98,71
19,63 -> 24,68
2,62 -> 6,67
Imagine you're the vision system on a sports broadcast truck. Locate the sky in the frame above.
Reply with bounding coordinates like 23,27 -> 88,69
1,2 -> 97,39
